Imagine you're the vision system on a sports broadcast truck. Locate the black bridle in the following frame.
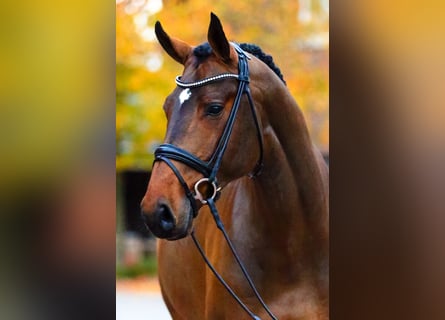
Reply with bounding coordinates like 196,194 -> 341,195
154,43 -> 277,320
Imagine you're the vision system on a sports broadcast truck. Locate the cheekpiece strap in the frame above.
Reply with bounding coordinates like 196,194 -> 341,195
231,42 -> 251,60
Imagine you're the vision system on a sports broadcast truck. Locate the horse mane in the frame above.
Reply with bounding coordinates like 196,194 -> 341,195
193,42 -> 286,85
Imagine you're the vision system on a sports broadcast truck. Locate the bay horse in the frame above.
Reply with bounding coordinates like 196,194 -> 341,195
141,13 -> 329,319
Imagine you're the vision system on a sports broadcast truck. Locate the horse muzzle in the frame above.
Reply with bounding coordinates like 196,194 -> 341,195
141,200 -> 193,240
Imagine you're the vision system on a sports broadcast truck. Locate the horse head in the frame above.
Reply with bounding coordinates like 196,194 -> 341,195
141,13 -> 265,240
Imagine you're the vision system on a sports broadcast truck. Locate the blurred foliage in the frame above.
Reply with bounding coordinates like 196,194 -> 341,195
116,254 -> 158,278
116,0 -> 329,171
0,0 -> 113,201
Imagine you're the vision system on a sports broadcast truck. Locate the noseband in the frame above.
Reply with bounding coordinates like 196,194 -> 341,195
153,44 -> 277,320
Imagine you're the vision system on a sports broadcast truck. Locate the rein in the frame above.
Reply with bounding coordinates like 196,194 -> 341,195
154,44 -> 277,320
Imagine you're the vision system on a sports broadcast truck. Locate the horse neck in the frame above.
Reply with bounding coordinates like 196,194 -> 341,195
241,75 -> 329,265
261,79 -> 328,224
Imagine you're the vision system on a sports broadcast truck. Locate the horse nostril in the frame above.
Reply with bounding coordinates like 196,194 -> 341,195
157,204 -> 175,232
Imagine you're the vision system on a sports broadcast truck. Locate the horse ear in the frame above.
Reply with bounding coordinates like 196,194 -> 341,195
207,13 -> 234,63
155,21 -> 192,65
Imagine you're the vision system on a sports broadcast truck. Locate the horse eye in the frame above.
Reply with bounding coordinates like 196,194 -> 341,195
205,104 -> 224,116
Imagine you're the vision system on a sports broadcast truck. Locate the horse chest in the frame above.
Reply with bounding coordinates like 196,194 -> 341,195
158,235 -> 325,320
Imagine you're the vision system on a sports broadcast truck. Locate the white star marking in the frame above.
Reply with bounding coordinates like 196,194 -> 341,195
179,88 -> 192,105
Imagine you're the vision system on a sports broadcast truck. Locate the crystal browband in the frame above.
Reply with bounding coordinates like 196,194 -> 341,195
175,73 -> 240,89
